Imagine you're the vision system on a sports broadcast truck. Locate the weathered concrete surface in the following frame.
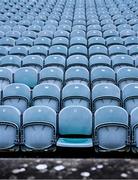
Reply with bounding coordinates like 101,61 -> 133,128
0,159 -> 138,179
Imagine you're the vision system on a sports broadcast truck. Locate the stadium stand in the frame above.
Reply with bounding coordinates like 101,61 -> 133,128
0,0 -> 137,156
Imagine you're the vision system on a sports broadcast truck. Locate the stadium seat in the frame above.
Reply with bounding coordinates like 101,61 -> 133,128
32,83 -> 60,112
2,83 -> 30,113
109,45 -> 128,56
22,55 -> 43,72
9,46 -> 28,57
91,66 -> 116,86
44,55 -> 65,70
67,55 -> 88,68
122,83 -> 138,113
69,45 -> 87,56
39,67 -> 64,88
0,67 -> 12,90
6,31 -> 21,39
106,37 -> 123,46
130,107 -> 138,153
14,67 -> 38,88
0,55 -> 21,72
125,36 -> 138,47
89,45 -> 108,57
34,37 -> 51,47
22,106 -> 57,151
112,55 -> 134,72
22,31 -> 37,39
89,55 -> 111,69
57,106 -> 93,148
88,37 -> 105,46
117,67 -> 138,89
65,66 -> 89,86
49,45 -> 67,57
94,106 -> 129,152
16,37 -> 33,47
0,106 -> 21,151
62,83 -> 90,108
52,37 -> 69,46
92,83 -> 121,111
29,46 -> 48,59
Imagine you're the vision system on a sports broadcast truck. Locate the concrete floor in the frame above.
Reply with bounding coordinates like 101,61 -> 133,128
0,159 -> 138,179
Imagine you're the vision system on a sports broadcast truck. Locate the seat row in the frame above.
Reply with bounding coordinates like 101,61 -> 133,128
1,104 -> 138,153
0,54 -> 137,72
0,36 -> 138,48
0,44 -> 137,58
0,82 -> 138,114
2,65 -> 138,88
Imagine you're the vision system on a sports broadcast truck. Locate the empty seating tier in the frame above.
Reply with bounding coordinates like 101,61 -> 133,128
0,0 -> 138,155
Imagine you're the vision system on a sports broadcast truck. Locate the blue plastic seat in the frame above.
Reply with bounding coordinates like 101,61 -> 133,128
22,31 -> 37,39
91,66 -> 115,86
0,37 -> 15,47
9,46 -> 28,57
120,29 -> 135,38
129,45 -> 138,57
0,47 -> 8,57
92,83 -> 121,111
49,45 -> 67,57
0,25 -> 11,33
2,83 -> 30,113
44,55 -> 65,70
71,30 -> 85,38
13,25 -> 27,33
87,30 -> 102,39
102,24 -> 116,32
38,30 -> 53,39
16,37 -> 33,47
88,37 -> 105,46
22,106 -> 57,151
72,24 -> 86,32
125,36 -> 138,47
0,105 -> 21,151
122,83 -> 138,113
22,55 -> 43,72
67,55 -> 88,68
69,45 -> 87,56
52,37 -> 69,46
57,106 -> 93,148
39,67 -> 64,88
29,46 -> 48,59
70,37 -> 87,46
89,45 -> 108,57
117,67 -> 138,89
54,30 -> 69,38
32,83 -> 60,112
130,107 -> 138,152
65,66 -> 89,86
0,67 -> 12,90
34,37 -> 51,47
58,24 -> 71,32
109,45 -> 128,56
94,106 -> 129,152
28,25 -> 41,32
117,24 -> 131,32
14,67 -> 38,89
112,55 -> 134,72
106,37 -> 123,46
62,83 -> 90,108
89,55 -> 111,69
6,31 -> 21,39
103,29 -> 119,39
0,55 -> 21,72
